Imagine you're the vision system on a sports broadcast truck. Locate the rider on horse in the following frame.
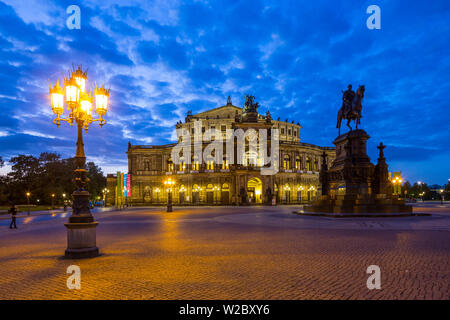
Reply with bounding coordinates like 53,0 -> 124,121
342,84 -> 355,118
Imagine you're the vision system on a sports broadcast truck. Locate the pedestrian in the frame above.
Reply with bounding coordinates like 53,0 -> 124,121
9,204 -> 18,229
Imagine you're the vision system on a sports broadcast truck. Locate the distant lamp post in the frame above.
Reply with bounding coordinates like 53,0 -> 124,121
155,187 -> 160,204
49,65 -> 109,259
440,189 -> 444,205
102,188 -> 109,206
284,184 -> 291,203
62,193 -> 67,211
213,185 -> 220,204
51,193 -> 55,209
163,177 -> 175,212
392,176 -> 403,196
26,192 -> 31,216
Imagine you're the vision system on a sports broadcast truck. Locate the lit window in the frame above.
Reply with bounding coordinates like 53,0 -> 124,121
284,154 -> 290,169
295,156 -> 301,169
222,159 -> 229,169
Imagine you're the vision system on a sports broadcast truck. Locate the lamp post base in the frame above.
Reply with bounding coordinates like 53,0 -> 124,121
64,221 -> 99,259
167,205 -> 172,212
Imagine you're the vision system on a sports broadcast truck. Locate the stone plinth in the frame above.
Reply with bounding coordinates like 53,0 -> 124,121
64,222 -> 99,259
304,129 -> 412,215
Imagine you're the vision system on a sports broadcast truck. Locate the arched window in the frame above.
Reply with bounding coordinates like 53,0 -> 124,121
306,157 -> 311,171
295,156 -> 301,170
222,183 -> 230,191
283,154 -> 290,169
179,158 -> 186,171
206,157 -> 214,170
192,155 -> 199,171
167,158 -> 173,172
222,156 -> 229,169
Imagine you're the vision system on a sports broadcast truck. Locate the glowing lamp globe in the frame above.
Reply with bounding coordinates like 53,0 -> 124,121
50,81 -> 64,115
64,77 -> 80,106
73,66 -> 87,93
95,84 -> 109,116
80,92 -> 93,116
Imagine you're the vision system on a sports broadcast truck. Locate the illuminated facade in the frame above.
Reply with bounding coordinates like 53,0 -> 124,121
107,98 -> 335,206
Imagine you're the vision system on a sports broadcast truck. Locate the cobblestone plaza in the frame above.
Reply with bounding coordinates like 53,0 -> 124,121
0,204 -> 449,300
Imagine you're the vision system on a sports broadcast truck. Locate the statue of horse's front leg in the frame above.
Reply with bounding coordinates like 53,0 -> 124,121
347,119 -> 352,131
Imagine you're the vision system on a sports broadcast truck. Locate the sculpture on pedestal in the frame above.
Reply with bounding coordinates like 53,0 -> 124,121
303,85 -> 412,215
337,84 -> 365,135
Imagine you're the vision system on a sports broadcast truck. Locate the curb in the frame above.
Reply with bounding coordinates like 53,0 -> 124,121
292,211 -> 432,218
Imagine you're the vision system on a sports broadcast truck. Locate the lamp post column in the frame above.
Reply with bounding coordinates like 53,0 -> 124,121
26,193 -> 30,216
64,121 -> 99,259
167,189 -> 173,212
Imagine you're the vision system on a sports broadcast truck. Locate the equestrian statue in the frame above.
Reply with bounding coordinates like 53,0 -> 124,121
336,84 -> 365,136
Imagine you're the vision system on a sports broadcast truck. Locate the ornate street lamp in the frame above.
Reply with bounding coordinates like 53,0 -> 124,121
392,176 -> 403,196
49,65 -> 109,259
163,177 -> 175,212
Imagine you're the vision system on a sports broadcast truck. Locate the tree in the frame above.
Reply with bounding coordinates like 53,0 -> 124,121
86,161 -> 106,199
7,155 -> 40,203
1,152 -> 106,205
403,181 -> 412,197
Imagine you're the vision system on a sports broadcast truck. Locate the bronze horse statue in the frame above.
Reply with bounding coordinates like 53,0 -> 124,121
337,85 -> 365,135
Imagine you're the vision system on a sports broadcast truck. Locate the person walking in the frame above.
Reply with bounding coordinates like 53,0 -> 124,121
9,204 -> 18,229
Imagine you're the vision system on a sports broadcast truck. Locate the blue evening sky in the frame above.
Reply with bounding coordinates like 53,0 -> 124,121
0,0 -> 449,185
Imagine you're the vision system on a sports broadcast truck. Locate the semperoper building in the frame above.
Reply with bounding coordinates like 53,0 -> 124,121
107,97 -> 335,206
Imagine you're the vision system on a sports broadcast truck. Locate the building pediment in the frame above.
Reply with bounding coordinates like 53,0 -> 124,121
193,105 -> 242,120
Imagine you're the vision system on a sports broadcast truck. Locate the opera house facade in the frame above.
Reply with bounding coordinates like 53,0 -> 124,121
107,97 -> 335,206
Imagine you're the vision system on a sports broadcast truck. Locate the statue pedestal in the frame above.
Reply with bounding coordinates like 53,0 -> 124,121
305,130 -> 412,215
64,222 -> 99,259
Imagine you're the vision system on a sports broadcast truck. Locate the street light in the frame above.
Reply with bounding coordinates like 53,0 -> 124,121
62,193 -> 67,211
163,177 -> 175,212
284,184 -> 291,204
297,185 -> 304,203
51,193 -> 55,209
102,188 -> 109,206
155,187 -> 160,204
26,192 -> 30,216
440,189 -> 444,205
49,65 -> 109,259
392,176 -> 403,196
213,185 -> 220,204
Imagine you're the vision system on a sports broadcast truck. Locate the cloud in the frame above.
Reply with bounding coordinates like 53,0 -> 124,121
0,0 -> 449,184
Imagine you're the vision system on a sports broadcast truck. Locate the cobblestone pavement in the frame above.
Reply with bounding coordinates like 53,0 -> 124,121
0,205 -> 449,300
